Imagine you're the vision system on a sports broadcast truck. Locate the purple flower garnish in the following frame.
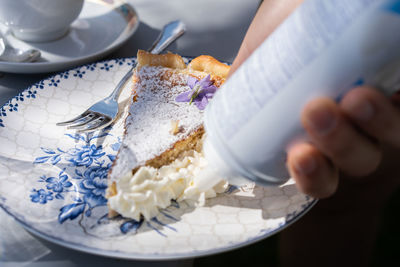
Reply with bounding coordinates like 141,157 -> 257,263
175,74 -> 217,110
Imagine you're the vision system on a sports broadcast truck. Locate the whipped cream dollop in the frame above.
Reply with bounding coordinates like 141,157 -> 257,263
108,150 -> 228,221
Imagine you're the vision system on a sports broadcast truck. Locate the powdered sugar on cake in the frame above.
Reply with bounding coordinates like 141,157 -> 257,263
109,66 -> 205,182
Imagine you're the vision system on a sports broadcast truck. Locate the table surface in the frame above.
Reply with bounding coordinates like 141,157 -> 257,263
0,0 -> 260,266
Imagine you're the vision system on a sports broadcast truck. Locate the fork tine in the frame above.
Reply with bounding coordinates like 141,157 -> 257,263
56,111 -> 94,126
76,118 -> 112,133
80,118 -> 114,133
70,116 -> 111,132
67,113 -> 99,129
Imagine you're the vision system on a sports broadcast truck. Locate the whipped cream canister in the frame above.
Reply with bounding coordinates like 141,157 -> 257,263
202,0 -> 400,188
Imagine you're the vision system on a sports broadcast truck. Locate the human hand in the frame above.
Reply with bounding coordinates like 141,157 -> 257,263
231,0 -> 400,198
286,87 -> 400,198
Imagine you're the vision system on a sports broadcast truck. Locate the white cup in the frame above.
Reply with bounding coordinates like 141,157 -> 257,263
0,0 -> 84,42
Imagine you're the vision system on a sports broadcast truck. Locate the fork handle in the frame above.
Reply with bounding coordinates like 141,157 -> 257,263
148,20 -> 186,54
109,20 -> 186,101
109,67 -> 135,101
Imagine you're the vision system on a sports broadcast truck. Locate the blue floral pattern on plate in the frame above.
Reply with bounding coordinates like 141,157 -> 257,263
0,58 -> 316,259
31,132 -> 115,224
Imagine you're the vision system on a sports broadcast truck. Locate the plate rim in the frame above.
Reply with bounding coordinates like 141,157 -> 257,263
0,199 -> 317,260
0,58 -> 317,259
0,0 -> 139,74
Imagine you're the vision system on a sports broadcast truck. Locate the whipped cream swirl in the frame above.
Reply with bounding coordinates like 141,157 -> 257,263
108,150 -> 228,221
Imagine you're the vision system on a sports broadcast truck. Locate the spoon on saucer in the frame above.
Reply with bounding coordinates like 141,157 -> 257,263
0,37 -> 41,63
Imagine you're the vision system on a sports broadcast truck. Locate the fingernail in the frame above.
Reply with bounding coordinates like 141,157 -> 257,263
307,107 -> 337,136
348,99 -> 375,122
293,153 -> 317,176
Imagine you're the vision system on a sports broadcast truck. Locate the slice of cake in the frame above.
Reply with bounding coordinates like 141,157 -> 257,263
106,50 -> 230,220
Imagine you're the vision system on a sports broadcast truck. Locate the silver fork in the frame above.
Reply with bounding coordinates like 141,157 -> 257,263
56,20 -> 186,132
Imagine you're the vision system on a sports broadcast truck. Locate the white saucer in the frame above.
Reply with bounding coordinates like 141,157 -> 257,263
0,0 -> 139,74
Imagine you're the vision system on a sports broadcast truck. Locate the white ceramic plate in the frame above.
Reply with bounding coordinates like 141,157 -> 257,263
0,0 -> 138,74
0,58 -> 316,259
